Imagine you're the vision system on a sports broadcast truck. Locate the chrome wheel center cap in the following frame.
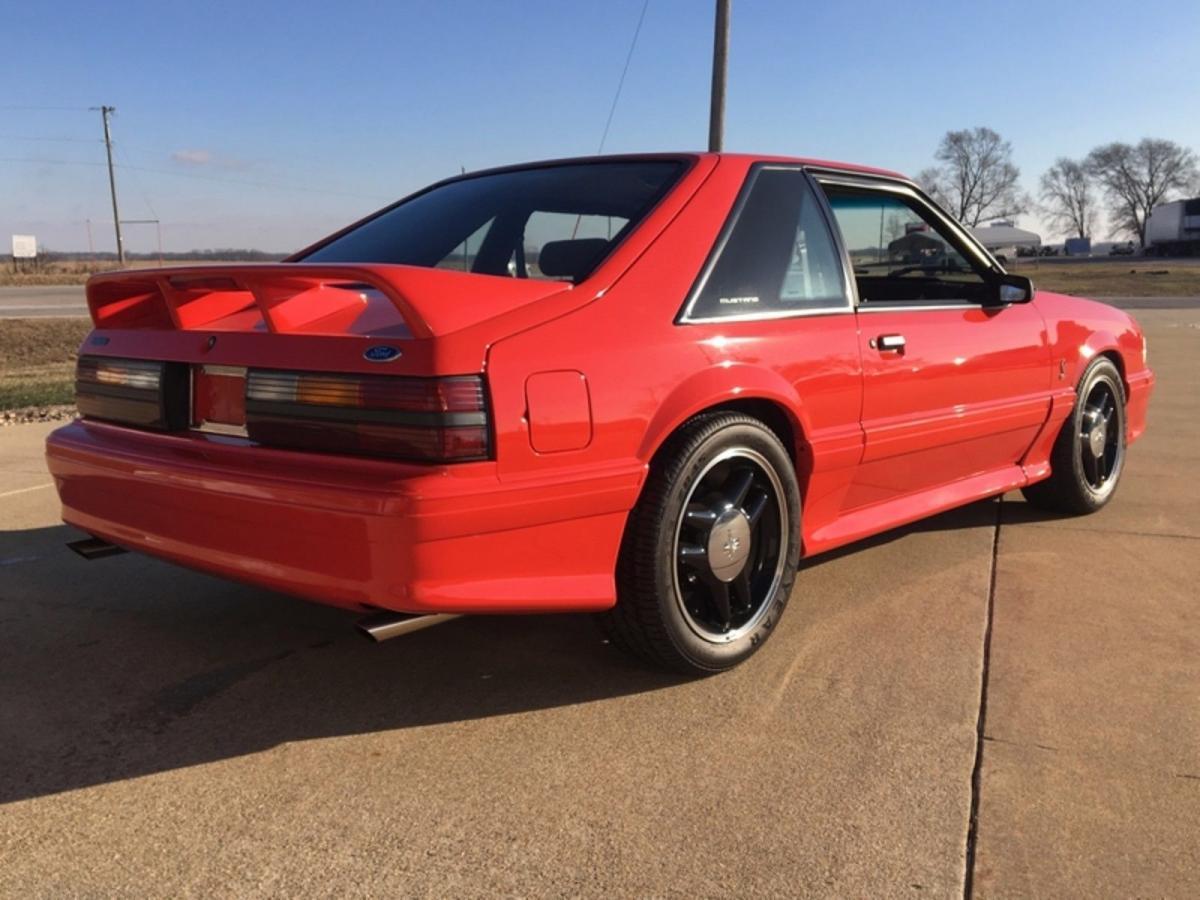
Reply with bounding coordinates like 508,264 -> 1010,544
1088,419 -> 1106,457
707,509 -> 752,583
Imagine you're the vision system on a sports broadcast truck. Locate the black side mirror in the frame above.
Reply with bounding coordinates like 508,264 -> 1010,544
987,273 -> 1034,306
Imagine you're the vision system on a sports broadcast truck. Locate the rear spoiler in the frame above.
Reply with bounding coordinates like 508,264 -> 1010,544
85,263 -> 571,338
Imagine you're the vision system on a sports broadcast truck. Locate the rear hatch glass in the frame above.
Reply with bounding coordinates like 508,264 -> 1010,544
301,160 -> 685,284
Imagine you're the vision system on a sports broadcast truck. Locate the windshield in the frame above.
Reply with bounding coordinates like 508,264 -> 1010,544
302,160 -> 685,283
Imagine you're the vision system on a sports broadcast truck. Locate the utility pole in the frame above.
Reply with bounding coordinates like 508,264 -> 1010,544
708,0 -> 730,152
93,105 -> 125,265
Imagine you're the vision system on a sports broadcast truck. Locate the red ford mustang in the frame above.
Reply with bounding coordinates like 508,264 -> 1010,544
45,153 -> 1154,673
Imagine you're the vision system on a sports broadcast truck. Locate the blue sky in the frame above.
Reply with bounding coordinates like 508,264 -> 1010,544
3,0 -> 1197,253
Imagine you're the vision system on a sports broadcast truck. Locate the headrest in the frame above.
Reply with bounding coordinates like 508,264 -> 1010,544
537,238 -> 609,281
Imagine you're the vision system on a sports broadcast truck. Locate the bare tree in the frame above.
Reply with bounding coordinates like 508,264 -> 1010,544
915,167 -> 948,209
1085,139 -> 1199,245
919,128 -> 1025,226
1039,158 -> 1096,239
883,209 -> 907,244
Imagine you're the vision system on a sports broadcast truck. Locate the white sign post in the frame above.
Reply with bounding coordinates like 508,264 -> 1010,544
12,234 -> 37,259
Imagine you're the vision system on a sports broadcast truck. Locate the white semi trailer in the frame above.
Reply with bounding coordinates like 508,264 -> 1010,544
1144,198 -> 1200,257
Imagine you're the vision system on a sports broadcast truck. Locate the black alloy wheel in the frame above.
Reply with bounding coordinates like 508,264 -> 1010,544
600,413 -> 801,674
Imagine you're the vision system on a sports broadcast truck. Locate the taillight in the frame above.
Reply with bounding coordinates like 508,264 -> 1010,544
245,370 -> 490,463
76,356 -> 188,430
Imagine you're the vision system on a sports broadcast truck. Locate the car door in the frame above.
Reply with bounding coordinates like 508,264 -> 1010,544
816,176 -> 1052,511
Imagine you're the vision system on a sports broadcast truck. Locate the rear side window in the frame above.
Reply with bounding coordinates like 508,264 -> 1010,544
684,167 -> 847,320
303,161 -> 683,283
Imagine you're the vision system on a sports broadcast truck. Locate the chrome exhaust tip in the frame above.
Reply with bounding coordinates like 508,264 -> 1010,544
66,536 -> 128,561
356,611 -> 460,642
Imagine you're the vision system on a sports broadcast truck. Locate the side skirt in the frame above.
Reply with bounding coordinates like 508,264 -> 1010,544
801,464 -> 1027,557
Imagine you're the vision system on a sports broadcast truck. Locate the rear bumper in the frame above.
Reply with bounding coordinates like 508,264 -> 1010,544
45,421 -> 640,614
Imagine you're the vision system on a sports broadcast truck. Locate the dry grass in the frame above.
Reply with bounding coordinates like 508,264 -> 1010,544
0,319 -> 91,410
1009,260 -> 1200,297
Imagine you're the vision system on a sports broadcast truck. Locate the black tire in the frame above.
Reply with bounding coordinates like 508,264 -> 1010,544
599,413 -> 801,675
1022,357 -> 1126,515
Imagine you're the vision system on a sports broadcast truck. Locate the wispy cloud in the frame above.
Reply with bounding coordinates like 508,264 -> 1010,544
170,148 -> 212,166
169,148 -> 256,171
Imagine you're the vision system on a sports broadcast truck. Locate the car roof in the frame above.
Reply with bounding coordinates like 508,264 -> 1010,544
708,151 -> 908,181
447,152 -> 910,184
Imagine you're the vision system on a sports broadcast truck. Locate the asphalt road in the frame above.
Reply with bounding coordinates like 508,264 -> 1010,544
0,285 -> 88,318
1,310 -> 1197,896
1015,255 -> 1200,267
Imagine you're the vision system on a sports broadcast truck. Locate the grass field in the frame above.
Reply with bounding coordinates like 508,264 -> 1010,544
1009,260 -> 1200,297
0,319 -> 91,412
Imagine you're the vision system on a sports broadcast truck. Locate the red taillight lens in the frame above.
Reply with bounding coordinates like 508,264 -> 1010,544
245,370 -> 490,463
191,365 -> 248,434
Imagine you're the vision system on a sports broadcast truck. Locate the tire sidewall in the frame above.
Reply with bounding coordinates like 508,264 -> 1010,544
651,420 -> 801,671
1068,360 -> 1126,510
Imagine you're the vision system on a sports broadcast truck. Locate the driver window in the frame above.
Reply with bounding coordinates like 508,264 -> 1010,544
821,187 -> 987,305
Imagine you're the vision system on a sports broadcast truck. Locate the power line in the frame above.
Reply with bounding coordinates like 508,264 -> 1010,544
1,155 -> 389,201
0,134 -> 102,143
0,111 -> 390,201
113,162 -> 389,201
0,156 -> 104,167
113,141 -> 160,221
597,0 -> 651,153
0,104 -> 91,112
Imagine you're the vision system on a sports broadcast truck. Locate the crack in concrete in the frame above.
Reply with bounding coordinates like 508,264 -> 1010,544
1016,523 -> 1200,542
982,734 -> 1060,753
986,733 -> 1200,783
963,496 -> 1001,899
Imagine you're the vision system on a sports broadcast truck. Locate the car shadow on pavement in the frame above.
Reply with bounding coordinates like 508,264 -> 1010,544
0,497 -> 1038,805
0,524 -> 692,804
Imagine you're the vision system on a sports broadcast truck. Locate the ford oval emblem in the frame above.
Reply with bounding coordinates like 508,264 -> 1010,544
363,345 -> 402,363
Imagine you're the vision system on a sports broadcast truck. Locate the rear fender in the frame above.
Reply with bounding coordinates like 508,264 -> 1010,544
636,364 -> 808,465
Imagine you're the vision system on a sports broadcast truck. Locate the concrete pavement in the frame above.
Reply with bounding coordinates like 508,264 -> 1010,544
0,310 -> 1196,896
973,309 -> 1200,897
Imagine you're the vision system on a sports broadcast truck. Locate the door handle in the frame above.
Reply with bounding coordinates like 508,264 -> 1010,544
872,334 -> 906,351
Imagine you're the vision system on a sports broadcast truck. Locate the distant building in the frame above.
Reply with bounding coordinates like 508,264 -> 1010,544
887,230 -> 943,263
1144,197 -> 1200,257
969,221 -> 1041,263
1064,237 -> 1092,257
